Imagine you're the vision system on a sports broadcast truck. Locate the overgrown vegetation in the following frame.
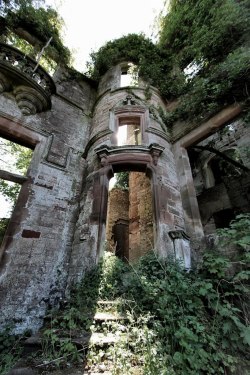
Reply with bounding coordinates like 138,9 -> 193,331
0,0 -> 70,66
0,326 -> 26,375
0,139 -> 33,207
0,139 -> 33,243
86,0 -> 250,126
114,171 -> 129,190
1,1 -> 249,125
1,214 -> 248,374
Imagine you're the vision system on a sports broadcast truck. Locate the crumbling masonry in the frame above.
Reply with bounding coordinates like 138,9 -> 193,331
0,43 -> 249,332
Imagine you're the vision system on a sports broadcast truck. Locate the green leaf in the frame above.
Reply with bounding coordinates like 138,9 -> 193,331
240,326 -> 250,346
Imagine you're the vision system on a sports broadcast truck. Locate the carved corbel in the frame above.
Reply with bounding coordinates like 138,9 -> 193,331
149,143 -> 165,166
95,145 -> 111,166
13,85 -> 47,115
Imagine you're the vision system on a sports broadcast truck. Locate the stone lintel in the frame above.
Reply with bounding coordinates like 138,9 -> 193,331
95,144 -> 150,155
95,143 -> 164,167
0,112 -> 43,147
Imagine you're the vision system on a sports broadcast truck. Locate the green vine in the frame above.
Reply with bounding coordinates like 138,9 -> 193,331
1,1 -> 70,64
87,0 -> 250,127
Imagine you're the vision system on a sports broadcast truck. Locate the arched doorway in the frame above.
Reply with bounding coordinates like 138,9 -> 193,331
94,144 -> 160,261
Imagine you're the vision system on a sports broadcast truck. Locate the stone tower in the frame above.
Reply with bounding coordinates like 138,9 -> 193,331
0,45 -> 248,333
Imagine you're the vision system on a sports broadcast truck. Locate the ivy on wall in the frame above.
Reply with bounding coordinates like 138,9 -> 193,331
1,0 -> 249,126
0,0 -> 70,64
87,0 -> 250,127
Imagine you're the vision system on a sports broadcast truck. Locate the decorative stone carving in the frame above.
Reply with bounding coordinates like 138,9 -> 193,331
94,145 -> 109,166
0,43 -> 56,114
14,85 -> 48,115
95,143 -> 165,168
123,94 -> 136,105
149,143 -> 165,166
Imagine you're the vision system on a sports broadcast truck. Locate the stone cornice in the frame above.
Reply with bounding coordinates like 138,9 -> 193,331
95,143 -> 165,167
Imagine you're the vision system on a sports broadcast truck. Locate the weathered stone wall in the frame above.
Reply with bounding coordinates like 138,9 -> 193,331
0,67 -> 96,332
106,187 -> 129,250
197,183 -> 232,228
106,173 -> 154,262
129,172 -> 154,262
187,119 -> 250,234
0,61 -> 199,333
224,174 -> 250,212
67,64 -> 188,283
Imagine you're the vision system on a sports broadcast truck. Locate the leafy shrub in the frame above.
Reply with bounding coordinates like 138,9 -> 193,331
3,216 -> 248,373
0,326 -> 24,375
122,248 -> 249,374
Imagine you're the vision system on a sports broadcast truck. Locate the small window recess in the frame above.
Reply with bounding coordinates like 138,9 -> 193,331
120,63 -> 138,87
117,117 -> 141,146
0,137 -> 33,245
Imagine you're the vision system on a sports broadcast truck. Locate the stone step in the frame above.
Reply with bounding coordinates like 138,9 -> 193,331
25,331 -> 126,348
90,332 -> 125,345
97,300 -> 120,305
94,312 -> 126,321
6,366 -> 38,375
24,332 -> 90,346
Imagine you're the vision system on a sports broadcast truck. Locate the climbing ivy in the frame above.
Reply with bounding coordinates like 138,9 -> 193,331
87,0 -> 250,126
1,0 -> 70,64
86,33 -> 176,96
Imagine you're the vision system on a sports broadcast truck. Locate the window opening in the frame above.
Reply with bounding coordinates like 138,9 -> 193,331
120,63 -> 138,87
0,137 -> 33,245
106,171 -> 153,262
117,117 -> 141,146
187,119 -> 249,235
213,209 -> 235,229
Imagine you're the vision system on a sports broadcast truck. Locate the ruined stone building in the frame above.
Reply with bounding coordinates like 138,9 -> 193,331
0,42 -> 249,333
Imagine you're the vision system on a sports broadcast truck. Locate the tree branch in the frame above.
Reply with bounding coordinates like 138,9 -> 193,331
0,169 -> 27,184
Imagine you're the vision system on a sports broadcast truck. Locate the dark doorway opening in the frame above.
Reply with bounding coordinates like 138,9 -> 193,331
112,219 -> 129,261
106,171 -> 154,262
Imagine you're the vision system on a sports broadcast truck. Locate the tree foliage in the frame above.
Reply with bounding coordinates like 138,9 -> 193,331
86,33 -> 180,98
87,0 -> 250,126
0,0 -> 70,65
159,0 -> 249,67
0,139 -> 32,208
114,171 -> 129,190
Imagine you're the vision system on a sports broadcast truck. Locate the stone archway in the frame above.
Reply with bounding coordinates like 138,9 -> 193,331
94,145 -> 160,261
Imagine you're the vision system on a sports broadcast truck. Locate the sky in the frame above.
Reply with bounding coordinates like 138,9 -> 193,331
47,0 -> 165,72
0,0 -> 165,217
